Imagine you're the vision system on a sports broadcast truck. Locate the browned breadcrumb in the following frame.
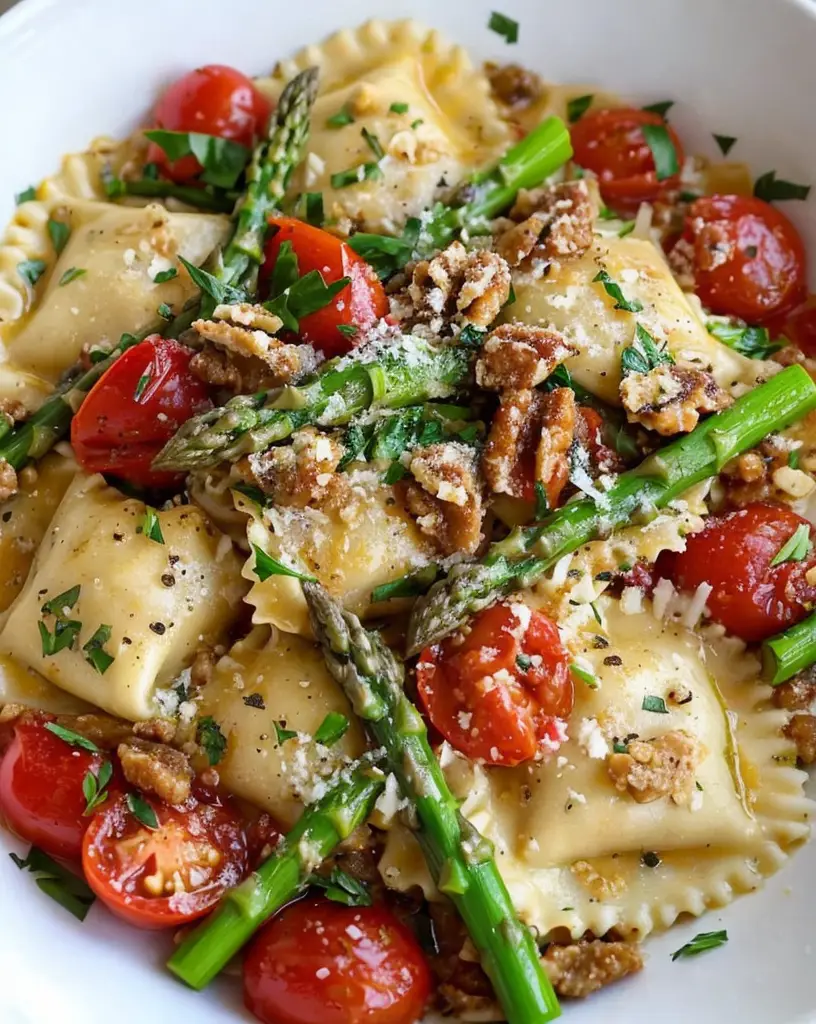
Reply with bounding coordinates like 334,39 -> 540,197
720,436 -> 800,509
0,459 -> 18,503
542,940 -> 644,999
496,180 -> 596,270
475,323 -> 575,391
485,61 -> 544,112
607,730 -> 703,804
400,441 -> 484,555
407,241 -> 511,330
246,427 -> 344,509
784,714 -> 816,765
117,737 -> 194,806
482,386 -> 575,504
620,365 -> 732,435
0,398 -> 27,429
772,666 -> 816,711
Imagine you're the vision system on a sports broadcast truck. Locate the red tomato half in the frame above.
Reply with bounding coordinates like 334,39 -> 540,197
659,502 -> 816,642
0,717 -> 109,860
773,302 -> 816,359
262,217 -> 388,358
417,603 -> 573,766
147,65 -> 273,182
570,108 -> 685,212
680,195 -> 806,323
82,794 -> 248,929
71,336 -> 211,488
243,898 -> 431,1024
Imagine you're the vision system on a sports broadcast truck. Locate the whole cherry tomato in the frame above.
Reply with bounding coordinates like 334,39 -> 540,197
679,195 -> 806,323
417,603 -> 573,766
147,65 -> 273,182
71,336 -> 211,488
570,107 -> 684,212
0,715 -> 113,860
82,793 -> 248,929
243,897 -> 431,1024
261,217 -> 388,358
658,502 -> 816,642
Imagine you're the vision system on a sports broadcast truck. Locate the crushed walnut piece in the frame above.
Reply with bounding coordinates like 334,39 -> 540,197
496,180 -> 596,270
542,940 -> 644,999
132,717 -> 178,745
482,386 -> 576,505
407,241 -> 511,332
0,459 -> 18,503
475,323 -> 575,391
246,427 -> 344,509
571,859 -> 626,900
620,365 -> 732,435
784,714 -> 816,765
0,398 -> 27,429
720,435 -> 798,508
607,729 -> 703,804
772,665 -> 816,711
117,737 -> 194,806
400,441 -> 484,555
486,61 -> 544,112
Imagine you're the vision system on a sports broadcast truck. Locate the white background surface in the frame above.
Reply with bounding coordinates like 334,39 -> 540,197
1,0 -> 816,1022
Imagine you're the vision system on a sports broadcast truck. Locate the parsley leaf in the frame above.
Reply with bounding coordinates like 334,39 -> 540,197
516,654 -> 532,672
41,585 -> 81,616
671,930 -> 728,961
370,564 -> 441,603
252,544 -> 317,583
642,100 -> 674,118
144,130 -> 250,189
17,259 -> 47,287
347,223 -> 418,279
126,792 -> 159,830
44,722 -> 101,754
534,480 -> 550,521
157,302 -> 172,319
58,267 -> 86,287
82,760 -> 113,815
133,369 -> 152,401
642,695 -> 669,714
641,123 -> 679,181
314,711 -> 350,747
621,323 -> 675,376
310,867 -> 372,906
713,134 -> 737,156
15,185 -> 36,204
303,192 -> 324,227
390,102 -> 410,114
83,624 -> 115,675
770,523 -> 811,567
788,449 -> 801,470
330,162 -> 383,189
337,323 -> 358,337
274,721 -> 298,744
196,716 -> 227,765
571,663 -> 598,689
265,269 -> 349,333
706,320 -> 782,360
10,846 -> 96,920
593,269 -> 643,313
361,127 -> 384,160
39,618 -> 82,657
488,10 -> 519,43
153,267 -> 178,284
754,170 -> 811,202
326,105 -> 355,128
567,94 -> 594,123
47,217 -> 70,254
178,255 -> 246,306
384,461 -> 408,484
137,507 -> 165,545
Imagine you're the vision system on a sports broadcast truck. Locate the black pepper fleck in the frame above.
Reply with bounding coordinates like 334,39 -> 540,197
149,622 -> 166,635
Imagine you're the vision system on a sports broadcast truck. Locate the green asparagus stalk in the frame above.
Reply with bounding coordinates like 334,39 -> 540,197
762,611 -> 816,685
167,762 -> 384,990
152,337 -> 473,471
303,583 -> 560,1024
407,364 -> 816,653
109,177 -> 239,213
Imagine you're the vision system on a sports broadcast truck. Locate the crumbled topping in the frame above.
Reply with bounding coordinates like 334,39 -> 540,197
486,62 -> 545,112
245,427 -> 345,510
406,241 -> 511,332
542,940 -> 643,999
620,365 -> 732,435
0,459 -> 18,503
606,729 -> 703,804
117,737 -> 194,806
400,442 -> 484,555
496,180 -> 596,271
784,714 -> 816,764
475,323 -> 575,391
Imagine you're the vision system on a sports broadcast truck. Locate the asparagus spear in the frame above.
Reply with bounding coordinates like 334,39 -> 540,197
167,762 -> 384,990
107,177 -> 239,213
303,583 -> 561,1024
762,611 -> 816,685
407,364 -> 816,653
152,337 -> 473,471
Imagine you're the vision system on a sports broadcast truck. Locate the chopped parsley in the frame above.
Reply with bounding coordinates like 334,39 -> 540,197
642,100 -> 674,118
337,323 -> 358,337
621,323 -> 675,375
252,543 -> 317,583
58,267 -> 86,287
571,663 -> 598,689
330,162 -> 383,189
713,133 -> 737,156
641,123 -> 679,181
143,130 -> 250,188
488,10 -> 519,43
706,320 -> 782,360
613,741 -> 630,754
133,369 -> 152,401
263,240 -> 350,331
754,170 -> 811,202
47,217 -> 70,254
137,506 -> 165,544
310,867 -> 372,906
593,269 -> 643,313
389,102 -> 409,114
126,792 -> 159,830
347,223 -> 418,279
788,449 -> 801,470
770,523 -> 811,567
671,930 -> 728,962
274,721 -> 298,745
41,585 -> 81,616
39,618 -> 82,657
361,127 -> 384,160
15,185 -> 36,204
153,267 -> 178,284
196,716 -> 227,765
618,220 -> 636,238
17,259 -> 47,287
303,191 -> 324,226
314,711 -> 350,747
10,846 -> 96,920
83,624 -> 115,675
82,761 -> 113,815
326,105 -> 355,128
178,255 -> 245,307
567,94 -> 594,123
533,480 -> 550,521
157,302 -> 172,319
642,695 -> 669,714
384,461 -> 408,484
370,564 -> 441,603
44,722 -> 101,754
410,118 -> 424,130
516,653 -> 532,672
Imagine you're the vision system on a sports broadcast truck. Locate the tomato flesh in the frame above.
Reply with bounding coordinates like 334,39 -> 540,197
243,898 -> 431,1024
417,603 -> 573,766
772,302 -> 816,359
0,717 -> 108,860
148,64 -> 273,183
71,336 -> 211,488
569,108 -> 684,212
262,217 -> 388,358
82,794 -> 248,928
681,195 -> 806,323
659,502 -> 816,642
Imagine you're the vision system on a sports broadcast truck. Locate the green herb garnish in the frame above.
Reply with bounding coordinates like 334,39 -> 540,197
754,170 -> 811,202
593,269 -> 643,313
571,663 -> 598,689
788,449 -> 801,470
153,267 -> 178,284
304,191 -> 324,226
642,695 -> 669,714
330,162 -> 383,189
411,118 -> 424,130
178,255 -> 245,307
274,721 -> 298,745
41,585 -> 81,616
713,134 -> 737,156
58,267 -> 86,287
488,10 -> 519,43
137,507 -> 165,544
83,624 -> 115,675
621,323 -> 675,375
641,123 -> 679,181
642,100 -> 674,118
157,302 -> 172,319
126,792 -> 159,830
770,523 -> 811,567
326,105 -> 355,128
337,323 -> 359,337
133,369 -> 152,401
533,480 -> 550,521
671,930 -> 728,961
371,564 -> 441,603
706,320 -> 782,360
47,217 -> 70,254
43,722 -> 101,754
10,846 -> 96,920
18,259 -> 47,286
143,130 -> 250,189
567,94 -> 594,123
252,544 -> 318,584
390,102 -> 409,114
15,185 -> 36,204
361,127 -> 384,160
196,716 -> 227,765
39,618 -> 82,657
82,761 -> 113,815
314,712 -> 350,747
310,867 -> 372,906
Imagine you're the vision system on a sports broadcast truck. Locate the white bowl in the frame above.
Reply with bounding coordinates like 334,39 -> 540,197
2,0 -> 816,1021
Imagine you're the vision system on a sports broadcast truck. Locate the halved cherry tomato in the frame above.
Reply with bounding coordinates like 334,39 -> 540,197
0,716 -> 111,860
569,108 -> 684,212
147,65 -> 273,183
243,897 -> 431,1024
417,603 -> 573,766
773,302 -> 816,359
71,336 -> 211,488
82,794 -> 248,929
261,217 -> 388,358
658,502 -> 816,642
679,195 -> 806,323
